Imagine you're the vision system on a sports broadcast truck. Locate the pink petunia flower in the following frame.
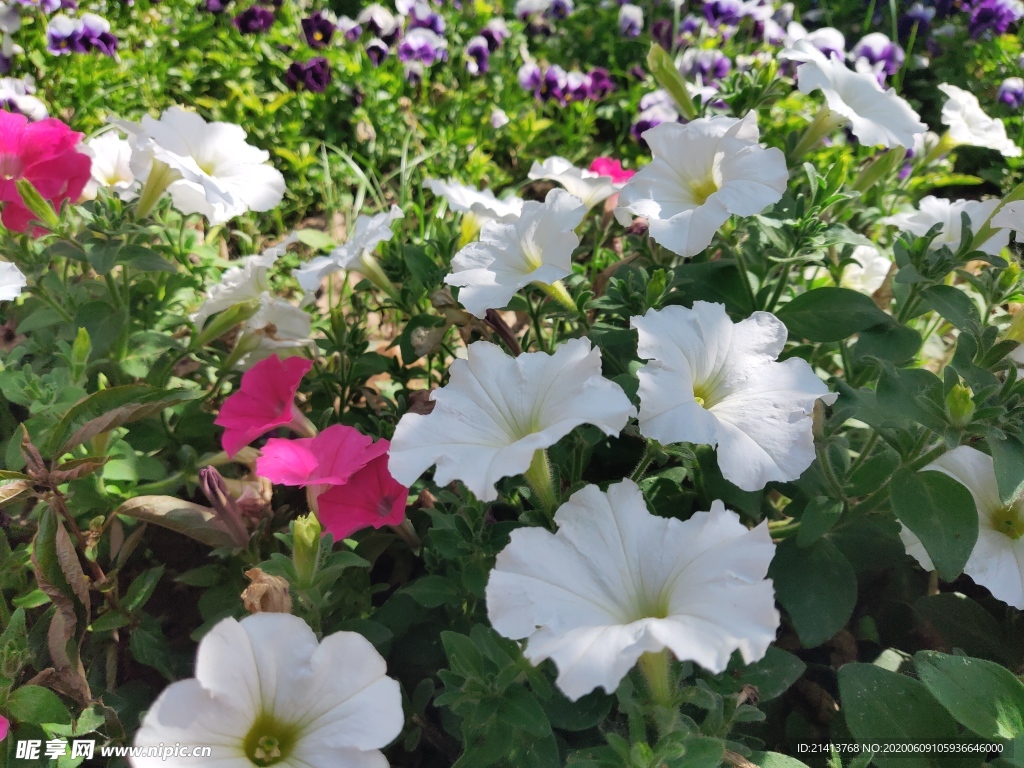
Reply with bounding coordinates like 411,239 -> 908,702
588,157 -> 635,184
0,110 -> 92,233
215,355 -> 314,457
0,714 -> 8,742
318,448 -> 409,539
256,423 -> 387,493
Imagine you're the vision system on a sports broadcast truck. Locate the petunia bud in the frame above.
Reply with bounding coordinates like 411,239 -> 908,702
241,568 -> 293,614
945,383 -> 976,427
292,513 -> 321,588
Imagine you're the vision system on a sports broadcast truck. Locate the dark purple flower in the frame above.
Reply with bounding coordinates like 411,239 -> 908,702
968,0 -> 1024,38
538,63 -> 567,104
302,12 -> 334,48
851,32 -> 904,82
16,0 -> 61,13
366,36 -> 389,65
204,0 -> 229,12
565,69 -> 591,101
408,1 -> 445,33
998,76 -> 1024,108
518,60 -> 542,92
703,0 -> 746,27
679,48 -> 731,82
897,2 -> 935,40
618,3 -> 643,36
480,17 -> 510,49
397,27 -> 447,65
233,5 -> 274,34
548,0 -> 573,19
586,67 -> 615,99
337,15 -> 362,41
285,56 -> 331,92
651,18 -> 673,49
46,15 -> 86,54
465,35 -> 489,74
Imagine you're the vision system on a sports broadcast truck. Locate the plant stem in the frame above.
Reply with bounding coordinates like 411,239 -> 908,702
638,649 -> 674,709
524,449 -> 558,516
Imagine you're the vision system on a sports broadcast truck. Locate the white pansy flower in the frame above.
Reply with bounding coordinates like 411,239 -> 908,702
83,132 -> 137,201
528,156 -> 620,210
234,294 -> 315,369
631,302 -> 836,492
615,113 -> 788,259
0,262 -> 27,302
486,479 -> 779,701
883,196 -> 1008,257
0,76 -> 46,121
119,106 -> 286,224
191,234 -> 298,330
900,446 -> 1024,609
423,179 -> 524,224
992,200 -> 1024,236
939,84 -> 1021,158
132,613 -> 403,768
389,338 -> 635,502
805,245 -> 892,295
784,22 -> 845,57
293,206 -> 404,299
780,39 -> 926,149
444,188 -> 586,318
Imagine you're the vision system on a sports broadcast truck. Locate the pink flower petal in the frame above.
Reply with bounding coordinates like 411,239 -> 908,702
317,450 -> 408,539
257,424 -> 383,486
588,157 -> 635,183
215,355 -> 313,456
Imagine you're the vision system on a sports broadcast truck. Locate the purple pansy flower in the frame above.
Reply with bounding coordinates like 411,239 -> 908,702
286,56 -> 331,92
233,5 -> 274,34
851,32 -> 904,82
618,3 -> 643,36
587,67 -> 615,99
366,36 -> 389,65
999,76 -> 1024,108
397,27 -> 447,66
968,0 -> 1024,38
302,11 -> 334,48
337,16 -> 362,41
465,35 -> 489,74
481,17 -> 509,49
408,1 -> 445,33
679,48 -> 731,82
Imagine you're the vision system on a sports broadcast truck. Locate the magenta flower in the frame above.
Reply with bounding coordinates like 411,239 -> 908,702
589,157 -> 635,184
318,450 -> 408,539
214,355 -> 314,457
256,424 -> 386,489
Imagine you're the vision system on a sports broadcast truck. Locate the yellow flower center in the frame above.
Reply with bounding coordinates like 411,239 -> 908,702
243,713 -> 299,766
689,174 -> 720,205
991,505 -> 1024,540
693,381 -> 714,409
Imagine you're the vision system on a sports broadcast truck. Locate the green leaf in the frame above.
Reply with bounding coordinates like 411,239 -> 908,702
853,321 -> 922,363
706,646 -> 806,702
402,575 -> 462,608
295,228 -> 336,251
114,496 -> 245,549
889,469 -> 978,582
89,611 -> 130,633
670,736 -> 725,768
750,752 -> 811,768
920,285 -> 981,331
499,684 -> 551,737
7,685 -> 73,725
123,565 -> 165,612
914,651 -> 1024,740
986,433 -> 1024,505
838,663 -> 962,768
913,593 -> 1018,665
770,538 -> 856,648
796,497 -> 844,547
776,288 -> 891,342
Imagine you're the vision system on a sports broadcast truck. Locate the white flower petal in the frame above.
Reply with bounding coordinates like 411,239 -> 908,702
940,83 -> 1022,158
0,262 -> 27,302
389,338 -> 634,501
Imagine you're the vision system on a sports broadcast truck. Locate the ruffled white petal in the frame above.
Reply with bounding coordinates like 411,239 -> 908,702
0,262 -> 27,302
388,338 -> 634,500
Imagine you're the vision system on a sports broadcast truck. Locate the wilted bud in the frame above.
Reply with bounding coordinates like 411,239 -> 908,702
198,467 -> 251,547
241,568 -> 293,614
292,513 -> 321,588
945,383 -> 975,427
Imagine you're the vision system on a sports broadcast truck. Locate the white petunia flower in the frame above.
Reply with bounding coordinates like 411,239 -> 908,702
528,156 -> 620,210
900,446 -> 1024,609
615,113 -> 788,259
486,479 -> 780,701
119,106 -> 286,224
292,206 -> 404,299
805,245 -> 892,295
883,196 -> 1008,257
388,338 -> 635,502
938,83 -> 1022,158
992,200 -> 1024,236
83,132 -> 137,201
780,39 -> 926,149
191,234 -> 298,330
784,22 -> 846,58
234,294 -> 315,369
422,178 -> 524,234
631,302 -> 836,492
132,613 -> 403,768
0,262 -> 27,302
444,188 -> 586,318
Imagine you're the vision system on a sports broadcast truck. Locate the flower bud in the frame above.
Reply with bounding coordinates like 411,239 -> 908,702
292,513 -> 321,588
945,383 -> 975,427
999,262 -> 1021,293
241,568 -> 293,614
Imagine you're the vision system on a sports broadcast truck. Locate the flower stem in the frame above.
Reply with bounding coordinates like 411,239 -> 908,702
524,449 -> 558,515
357,252 -> 402,303
288,407 -> 319,438
920,131 -> 958,168
638,649 -> 675,709
391,518 -> 422,552
134,160 -> 177,220
788,107 -> 845,164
